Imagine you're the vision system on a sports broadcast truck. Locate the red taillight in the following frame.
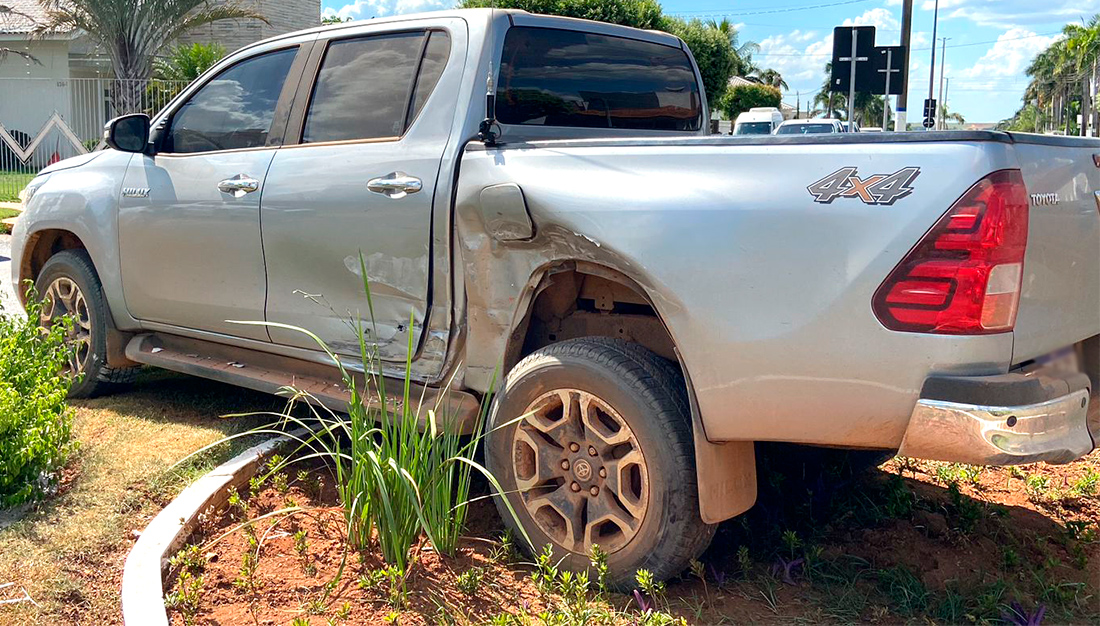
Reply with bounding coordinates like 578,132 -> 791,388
873,169 -> 1029,334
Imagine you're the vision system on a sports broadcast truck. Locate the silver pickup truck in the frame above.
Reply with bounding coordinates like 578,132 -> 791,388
11,9 -> 1100,585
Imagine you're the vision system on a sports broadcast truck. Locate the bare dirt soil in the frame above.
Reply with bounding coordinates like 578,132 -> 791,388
168,447 -> 1100,625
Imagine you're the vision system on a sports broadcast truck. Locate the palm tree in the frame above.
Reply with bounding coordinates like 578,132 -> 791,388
0,4 -> 42,66
708,17 -> 759,77
813,62 -> 885,124
755,68 -> 787,90
1062,16 -> 1100,135
34,0 -> 267,114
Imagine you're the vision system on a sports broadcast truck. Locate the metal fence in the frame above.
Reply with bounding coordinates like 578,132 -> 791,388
0,77 -> 188,202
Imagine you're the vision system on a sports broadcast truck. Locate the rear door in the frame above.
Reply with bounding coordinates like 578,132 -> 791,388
1010,136 -> 1100,363
260,20 -> 461,360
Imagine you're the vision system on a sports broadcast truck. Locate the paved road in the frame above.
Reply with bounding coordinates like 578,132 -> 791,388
0,234 -> 24,317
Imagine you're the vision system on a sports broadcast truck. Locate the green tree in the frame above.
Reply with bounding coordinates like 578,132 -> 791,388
997,103 -> 1043,132
813,61 -> 888,125
35,0 -> 266,114
461,0 -> 662,29
321,14 -> 353,24
718,82 -> 780,120
155,42 -> 225,82
754,68 -> 787,90
661,16 -> 737,104
707,16 -> 758,76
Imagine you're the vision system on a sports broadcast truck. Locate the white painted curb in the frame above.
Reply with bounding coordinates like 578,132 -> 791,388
121,433 -> 296,625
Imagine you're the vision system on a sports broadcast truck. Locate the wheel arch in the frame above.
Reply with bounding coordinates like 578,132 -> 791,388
22,230 -> 136,368
495,259 -> 757,524
18,228 -> 89,305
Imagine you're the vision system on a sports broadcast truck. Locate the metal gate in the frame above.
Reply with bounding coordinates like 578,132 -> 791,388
0,78 -> 188,202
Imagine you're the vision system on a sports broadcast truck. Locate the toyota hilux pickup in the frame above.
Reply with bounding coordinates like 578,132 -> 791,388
10,9 -> 1100,586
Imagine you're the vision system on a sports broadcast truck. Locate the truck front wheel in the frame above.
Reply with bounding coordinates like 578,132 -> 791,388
486,337 -> 715,589
35,250 -> 136,398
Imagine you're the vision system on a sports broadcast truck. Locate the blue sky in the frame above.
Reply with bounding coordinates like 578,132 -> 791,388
320,0 -> 1100,123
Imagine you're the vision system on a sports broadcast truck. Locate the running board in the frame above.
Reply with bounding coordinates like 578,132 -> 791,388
124,333 -> 481,434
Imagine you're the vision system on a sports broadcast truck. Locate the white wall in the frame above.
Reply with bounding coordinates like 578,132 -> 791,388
0,39 -> 74,138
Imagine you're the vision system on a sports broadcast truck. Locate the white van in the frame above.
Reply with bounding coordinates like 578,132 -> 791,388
733,107 -> 784,135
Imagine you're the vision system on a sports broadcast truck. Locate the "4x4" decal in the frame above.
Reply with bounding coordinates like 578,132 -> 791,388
807,166 -> 920,205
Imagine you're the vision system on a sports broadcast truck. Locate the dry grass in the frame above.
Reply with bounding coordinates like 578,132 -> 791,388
0,370 -> 281,625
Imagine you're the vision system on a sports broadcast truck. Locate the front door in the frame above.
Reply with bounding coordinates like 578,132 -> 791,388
118,45 -> 303,340
261,26 -> 457,360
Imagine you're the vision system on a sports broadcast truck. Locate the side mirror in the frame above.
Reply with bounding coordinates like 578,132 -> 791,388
104,114 -> 150,153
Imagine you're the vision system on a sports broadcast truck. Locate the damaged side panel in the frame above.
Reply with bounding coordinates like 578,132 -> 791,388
454,140 -> 1016,451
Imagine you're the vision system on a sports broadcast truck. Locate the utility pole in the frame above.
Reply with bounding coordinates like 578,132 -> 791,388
896,0 -> 914,131
937,37 -> 949,130
943,77 -> 950,128
926,0 -> 939,130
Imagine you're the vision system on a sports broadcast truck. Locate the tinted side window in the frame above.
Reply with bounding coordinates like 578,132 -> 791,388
408,31 -> 451,125
166,48 -> 297,154
303,33 -> 425,143
497,27 -> 702,131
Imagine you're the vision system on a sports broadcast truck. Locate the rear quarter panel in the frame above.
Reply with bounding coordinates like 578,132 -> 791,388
1008,138 -> 1100,364
458,137 -> 1019,449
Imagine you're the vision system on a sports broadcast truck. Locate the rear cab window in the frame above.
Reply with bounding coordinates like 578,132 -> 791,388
497,26 -> 702,132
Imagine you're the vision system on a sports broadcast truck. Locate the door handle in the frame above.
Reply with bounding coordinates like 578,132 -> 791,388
367,172 -> 422,199
217,174 -> 260,198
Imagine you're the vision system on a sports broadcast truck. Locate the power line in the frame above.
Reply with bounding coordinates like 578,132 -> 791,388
753,30 -> 1061,57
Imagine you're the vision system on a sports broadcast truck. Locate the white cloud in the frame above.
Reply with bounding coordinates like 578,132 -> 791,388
323,0 -> 451,20
842,7 -> 900,31
755,8 -> 915,91
957,27 -> 1057,79
918,0 -> 1100,28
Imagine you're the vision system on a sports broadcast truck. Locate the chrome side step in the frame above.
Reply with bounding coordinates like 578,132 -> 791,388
124,333 -> 481,434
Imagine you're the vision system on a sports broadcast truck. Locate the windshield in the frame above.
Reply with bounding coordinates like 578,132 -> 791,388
776,123 -> 835,135
734,121 -> 773,135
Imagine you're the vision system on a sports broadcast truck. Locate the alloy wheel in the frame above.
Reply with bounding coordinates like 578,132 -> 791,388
40,276 -> 92,376
511,388 -> 649,554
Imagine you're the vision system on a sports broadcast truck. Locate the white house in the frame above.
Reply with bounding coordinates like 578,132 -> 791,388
0,0 -> 319,165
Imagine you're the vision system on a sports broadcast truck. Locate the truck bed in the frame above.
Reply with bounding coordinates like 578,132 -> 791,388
458,130 -> 1100,449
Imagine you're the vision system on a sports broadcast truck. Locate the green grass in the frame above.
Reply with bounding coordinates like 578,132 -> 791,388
0,170 -> 34,203
0,371 -> 276,624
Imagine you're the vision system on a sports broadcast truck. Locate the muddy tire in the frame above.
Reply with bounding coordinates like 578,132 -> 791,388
486,337 -> 715,590
35,250 -> 136,398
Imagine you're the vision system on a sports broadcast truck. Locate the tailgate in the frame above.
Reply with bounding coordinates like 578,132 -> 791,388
1010,135 -> 1100,364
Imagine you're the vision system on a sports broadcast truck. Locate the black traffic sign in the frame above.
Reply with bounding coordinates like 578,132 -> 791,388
923,117 -> 936,129
870,45 -> 906,95
830,26 -> 876,92
923,98 -> 937,119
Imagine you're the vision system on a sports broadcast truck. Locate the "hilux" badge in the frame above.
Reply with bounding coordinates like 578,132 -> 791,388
122,187 -> 150,198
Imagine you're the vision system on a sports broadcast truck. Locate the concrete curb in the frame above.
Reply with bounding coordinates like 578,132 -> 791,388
120,432 -> 300,625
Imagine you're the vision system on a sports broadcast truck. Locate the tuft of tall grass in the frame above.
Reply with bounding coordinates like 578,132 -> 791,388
186,254 -> 526,573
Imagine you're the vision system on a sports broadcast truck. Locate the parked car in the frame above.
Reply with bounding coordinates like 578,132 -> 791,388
733,107 -> 783,135
862,126 -> 884,132
841,121 -> 861,133
775,118 -> 844,134
12,9 -> 1100,588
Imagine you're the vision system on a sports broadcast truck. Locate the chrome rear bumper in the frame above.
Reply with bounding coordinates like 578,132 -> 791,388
898,371 -> 1096,466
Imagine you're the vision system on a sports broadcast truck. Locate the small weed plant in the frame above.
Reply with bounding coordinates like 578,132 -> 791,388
456,566 -> 485,595
0,287 -> 76,506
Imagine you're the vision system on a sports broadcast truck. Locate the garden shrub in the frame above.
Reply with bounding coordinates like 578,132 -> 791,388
0,291 -> 75,507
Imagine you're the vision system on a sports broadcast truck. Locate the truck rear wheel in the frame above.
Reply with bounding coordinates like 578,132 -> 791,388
35,250 -> 136,398
486,337 -> 715,589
